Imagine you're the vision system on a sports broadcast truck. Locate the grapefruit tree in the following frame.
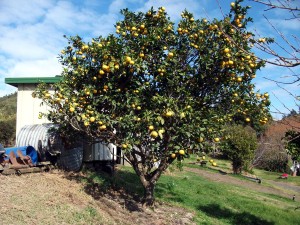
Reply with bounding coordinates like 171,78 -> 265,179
35,0 -> 270,206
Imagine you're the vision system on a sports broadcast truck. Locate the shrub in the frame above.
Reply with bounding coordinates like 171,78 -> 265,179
221,125 -> 257,174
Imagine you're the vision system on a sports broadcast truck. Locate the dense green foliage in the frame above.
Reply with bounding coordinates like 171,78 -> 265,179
221,124 -> 257,173
0,92 -> 17,146
35,0 -> 270,205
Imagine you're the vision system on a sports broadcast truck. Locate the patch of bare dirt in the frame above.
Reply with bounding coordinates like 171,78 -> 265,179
186,167 -> 299,201
0,170 -> 195,225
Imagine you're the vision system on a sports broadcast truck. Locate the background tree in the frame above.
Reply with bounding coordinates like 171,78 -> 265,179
221,124 -> 258,174
35,0 -> 270,206
285,130 -> 300,175
253,112 -> 299,173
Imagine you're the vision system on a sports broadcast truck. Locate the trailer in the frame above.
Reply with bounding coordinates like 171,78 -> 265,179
0,144 -> 52,175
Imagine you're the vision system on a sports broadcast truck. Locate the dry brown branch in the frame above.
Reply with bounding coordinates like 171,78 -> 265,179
249,0 -> 300,69
270,84 -> 300,120
250,0 -> 300,18
253,15 -> 300,67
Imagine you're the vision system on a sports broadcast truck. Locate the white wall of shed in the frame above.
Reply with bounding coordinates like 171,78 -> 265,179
16,84 -> 53,137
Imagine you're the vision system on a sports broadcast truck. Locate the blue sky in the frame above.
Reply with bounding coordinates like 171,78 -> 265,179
0,0 -> 299,119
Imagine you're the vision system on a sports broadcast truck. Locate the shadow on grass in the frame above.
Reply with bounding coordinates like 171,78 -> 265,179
64,169 -> 144,212
198,203 -> 275,225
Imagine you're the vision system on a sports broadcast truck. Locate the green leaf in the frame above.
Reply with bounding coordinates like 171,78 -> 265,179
157,116 -> 165,125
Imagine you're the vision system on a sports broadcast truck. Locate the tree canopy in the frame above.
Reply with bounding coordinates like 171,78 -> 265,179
35,0 -> 270,206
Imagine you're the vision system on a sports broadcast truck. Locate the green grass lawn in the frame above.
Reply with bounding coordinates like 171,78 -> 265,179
155,171 -> 299,225
84,158 -> 300,225
252,169 -> 300,186
186,154 -> 300,185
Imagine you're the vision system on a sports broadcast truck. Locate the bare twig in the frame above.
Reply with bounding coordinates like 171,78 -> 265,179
250,0 -> 300,18
215,0 -> 226,18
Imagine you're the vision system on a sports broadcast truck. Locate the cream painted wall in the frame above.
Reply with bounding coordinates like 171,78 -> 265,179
16,84 -> 53,136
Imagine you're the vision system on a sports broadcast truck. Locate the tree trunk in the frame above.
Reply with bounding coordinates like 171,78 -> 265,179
127,150 -> 172,207
142,182 -> 155,207
232,160 -> 242,174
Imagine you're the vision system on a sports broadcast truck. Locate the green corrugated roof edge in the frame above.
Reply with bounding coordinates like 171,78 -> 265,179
5,76 -> 62,87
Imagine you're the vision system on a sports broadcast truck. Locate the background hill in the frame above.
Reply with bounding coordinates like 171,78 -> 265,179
267,115 -> 300,135
0,92 -> 17,146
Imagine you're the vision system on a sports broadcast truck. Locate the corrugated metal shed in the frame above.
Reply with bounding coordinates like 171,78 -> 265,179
83,142 -> 117,162
16,124 -> 83,171
17,123 -> 58,161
